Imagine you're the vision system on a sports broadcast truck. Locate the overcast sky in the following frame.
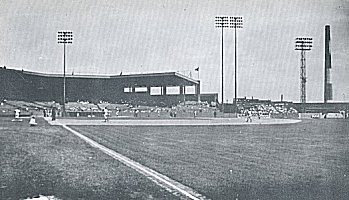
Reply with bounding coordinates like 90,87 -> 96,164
1,0 -> 348,102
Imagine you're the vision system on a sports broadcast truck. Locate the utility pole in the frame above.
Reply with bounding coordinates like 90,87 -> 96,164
295,37 -> 312,112
215,16 -> 229,112
57,31 -> 73,117
230,16 -> 243,114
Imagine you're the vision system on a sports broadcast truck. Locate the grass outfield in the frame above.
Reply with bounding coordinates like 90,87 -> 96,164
70,119 -> 349,200
0,118 -> 178,200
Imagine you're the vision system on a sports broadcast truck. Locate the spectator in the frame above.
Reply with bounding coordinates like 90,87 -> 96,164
246,110 -> 252,123
103,107 -> 109,122
134,109 -> 139,118
14,108 -> 20,119
52,107 -> 56,121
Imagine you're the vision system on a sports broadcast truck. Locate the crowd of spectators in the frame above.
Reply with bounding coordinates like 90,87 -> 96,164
57,100 -> 220,118
2,98 -> 302,119
237,102 -> 299,119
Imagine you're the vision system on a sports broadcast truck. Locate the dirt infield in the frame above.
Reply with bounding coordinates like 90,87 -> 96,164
45,117 -> 301,126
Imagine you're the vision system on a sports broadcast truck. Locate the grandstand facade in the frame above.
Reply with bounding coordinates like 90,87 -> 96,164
0,68 -> 205,106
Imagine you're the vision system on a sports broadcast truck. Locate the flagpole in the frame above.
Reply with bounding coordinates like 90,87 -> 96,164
194,67 -> 200,79
195,67 -> 200,103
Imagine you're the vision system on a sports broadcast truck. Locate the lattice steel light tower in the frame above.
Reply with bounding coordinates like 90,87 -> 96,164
215,16 -> 229,112
57,31 -> 73,117
230,16 -> 243,113
295,37 -> 312,105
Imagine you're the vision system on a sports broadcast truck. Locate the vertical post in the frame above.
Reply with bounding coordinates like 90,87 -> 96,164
324,25 -> 332,103
300,50 -> 306,103
196,81 -> 201,102
63,43 -> 66,117
221,25 -> 224,111
295,37 -> 312,113
162,86 -> 167,95
215,16 -> 229,112
195,66 -> 200,80
230,16 -> 243,115
183,86 -> 186,105
234,21 -> 237,111
58,31 -> 73,117
301,50 -> 306,113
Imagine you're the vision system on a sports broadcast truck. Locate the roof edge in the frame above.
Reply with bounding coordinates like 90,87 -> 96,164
3,68 -> 199,84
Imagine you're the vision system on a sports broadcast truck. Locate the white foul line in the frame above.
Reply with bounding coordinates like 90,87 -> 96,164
60,124 -> 208,200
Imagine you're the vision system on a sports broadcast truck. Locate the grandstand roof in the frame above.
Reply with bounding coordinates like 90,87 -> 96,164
6,68 -> 199,86
22,70 -> 110,79
111,72 -> 199,86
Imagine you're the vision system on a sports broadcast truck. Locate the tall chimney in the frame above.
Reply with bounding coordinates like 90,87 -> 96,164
324,25 -> 333,103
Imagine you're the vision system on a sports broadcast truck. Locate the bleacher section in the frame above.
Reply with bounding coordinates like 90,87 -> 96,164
2,99 -> 347,119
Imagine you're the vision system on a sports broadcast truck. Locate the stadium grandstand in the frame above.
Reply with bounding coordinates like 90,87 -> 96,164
1,67 -> 348,119
0,67 -> 219,106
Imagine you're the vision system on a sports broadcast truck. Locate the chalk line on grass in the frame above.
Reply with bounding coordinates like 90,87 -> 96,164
60,123 -> 208,200
47,117 -> 301,126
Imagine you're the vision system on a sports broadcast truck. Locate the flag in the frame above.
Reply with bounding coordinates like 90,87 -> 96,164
195,67 -> 199,71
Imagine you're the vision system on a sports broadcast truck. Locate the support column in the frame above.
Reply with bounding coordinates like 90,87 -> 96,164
180,85 -> 184,95
162,86 -> 167,95
196,81 -> 201,102
180,85 -> 186,105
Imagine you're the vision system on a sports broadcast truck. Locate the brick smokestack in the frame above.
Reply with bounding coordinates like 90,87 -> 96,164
324,25 -> 333,103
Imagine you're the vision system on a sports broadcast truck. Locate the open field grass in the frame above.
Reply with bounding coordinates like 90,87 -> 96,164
0,118 -> 178,200
1,117 -> 348,199
71,119 -> 349,200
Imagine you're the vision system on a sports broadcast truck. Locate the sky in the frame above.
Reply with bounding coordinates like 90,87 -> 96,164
0,0 -> 348,103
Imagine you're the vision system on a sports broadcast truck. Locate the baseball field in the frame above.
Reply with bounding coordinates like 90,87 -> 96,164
1,117 -> 348,199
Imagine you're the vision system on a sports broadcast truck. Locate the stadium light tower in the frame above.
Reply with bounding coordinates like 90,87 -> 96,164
230,16 -> 243,113
215,16 -> 229,112
57,31 -> 73,117
295,37 -> 312,111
